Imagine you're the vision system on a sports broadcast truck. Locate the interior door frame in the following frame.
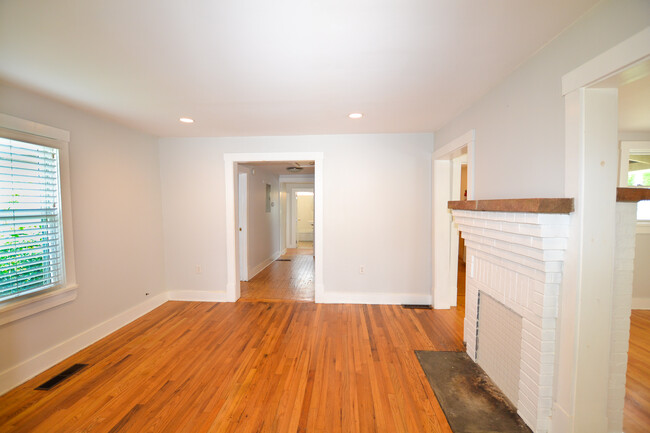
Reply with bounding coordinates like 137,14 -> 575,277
432,130 -> 475,309
238,171 -> 248,281
553,26 -> 650,432
290,187 -> 315,247
224,152 -> 324,302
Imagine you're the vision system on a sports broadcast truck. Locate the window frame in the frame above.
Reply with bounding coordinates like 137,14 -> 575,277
0,113 -> 77,325
619,140 -> 650,234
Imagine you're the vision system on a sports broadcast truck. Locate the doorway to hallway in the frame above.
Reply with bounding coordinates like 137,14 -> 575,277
234,159 -> 317,302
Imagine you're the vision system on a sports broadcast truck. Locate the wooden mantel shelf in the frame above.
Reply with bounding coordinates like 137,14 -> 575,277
617,187 -> 650,203
448,198 -> 574,214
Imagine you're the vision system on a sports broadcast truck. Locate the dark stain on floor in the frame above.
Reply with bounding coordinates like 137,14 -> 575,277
416,351 -> 532,433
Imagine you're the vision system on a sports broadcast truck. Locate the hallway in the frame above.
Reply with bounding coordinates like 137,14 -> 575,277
240,247 -> 315,302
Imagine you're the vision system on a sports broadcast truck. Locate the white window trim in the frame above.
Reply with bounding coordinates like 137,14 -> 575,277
0,113 -> 78,325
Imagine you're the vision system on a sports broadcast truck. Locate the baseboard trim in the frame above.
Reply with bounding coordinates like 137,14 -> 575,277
0,292 -> 168,397
248,251 -> 282,280
632,297 -> 650,310
320,291 -> 432,305
167,290 -> 230,302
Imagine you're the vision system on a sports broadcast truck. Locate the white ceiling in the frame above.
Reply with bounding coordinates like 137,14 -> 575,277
0,0 -> 600,137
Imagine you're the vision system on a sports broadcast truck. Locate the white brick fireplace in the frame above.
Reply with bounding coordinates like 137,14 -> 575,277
451,209 -> 571,433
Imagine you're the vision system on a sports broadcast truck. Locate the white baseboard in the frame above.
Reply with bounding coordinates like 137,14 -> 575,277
320,291 -> 432,305
248,251 -> 282,280
632,297 -> 650,310
0,292 -> 168,397
167,290 -> 230,302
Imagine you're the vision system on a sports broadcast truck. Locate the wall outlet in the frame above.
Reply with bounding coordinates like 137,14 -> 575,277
195,265 -> 202,274
359,265 -> 365,274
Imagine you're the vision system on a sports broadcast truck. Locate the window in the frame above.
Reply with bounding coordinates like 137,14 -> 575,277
619,141 -> 650,222
0,113 -> 76,325
1,138 -> 64,301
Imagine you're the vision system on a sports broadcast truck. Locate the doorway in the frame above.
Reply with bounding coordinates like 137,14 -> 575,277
224,152 -> 324,303
558,28 -> 649,432
292,189 -> 314,249
432,130 -> 475,310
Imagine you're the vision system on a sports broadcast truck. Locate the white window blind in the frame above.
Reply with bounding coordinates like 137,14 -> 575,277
0,137 -> 64,301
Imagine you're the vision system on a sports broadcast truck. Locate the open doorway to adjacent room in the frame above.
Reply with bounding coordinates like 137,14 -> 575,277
456,160 -> 468,309
432,130 -> 474,311
235,160 -> 316,302
611,68 -> 650,433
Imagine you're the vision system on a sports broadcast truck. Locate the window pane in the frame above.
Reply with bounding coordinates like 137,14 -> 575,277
638,201 -> 650,221
0,139 -> 64,301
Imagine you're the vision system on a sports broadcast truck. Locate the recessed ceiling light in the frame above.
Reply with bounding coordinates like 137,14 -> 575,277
179,117 -> 194,123
348,113 -> 363,119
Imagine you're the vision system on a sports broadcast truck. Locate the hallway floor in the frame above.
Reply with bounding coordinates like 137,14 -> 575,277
625,309 -> 650,433
240,248 -> 314,302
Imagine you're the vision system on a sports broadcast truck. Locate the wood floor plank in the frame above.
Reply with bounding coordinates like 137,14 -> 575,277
0,300 -> 465,433
2,255 -> 646,433
624,309 -> 650,433
240,248 -> 315,302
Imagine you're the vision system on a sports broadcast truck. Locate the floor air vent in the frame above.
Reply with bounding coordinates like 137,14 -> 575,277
35,363 -> 88,390
275,259 -> 291,262
402,304 -> 432,309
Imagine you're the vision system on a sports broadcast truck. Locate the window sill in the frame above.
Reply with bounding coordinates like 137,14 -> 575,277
638,223 -> 650,234
0,285 -> 78,326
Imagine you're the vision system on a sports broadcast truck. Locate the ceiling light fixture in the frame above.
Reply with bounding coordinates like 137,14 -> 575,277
348,113 -> 363,119
179,117 -> 194,123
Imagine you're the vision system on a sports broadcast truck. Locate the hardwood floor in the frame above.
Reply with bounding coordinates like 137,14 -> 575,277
240,248 -> 315,302
0,301 -> 465,433
456,259 -> 465,309
624,309 -> 650,433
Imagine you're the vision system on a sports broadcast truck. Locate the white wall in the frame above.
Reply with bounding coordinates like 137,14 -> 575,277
239,165 -> 280,277
159,134 -> 433,303
0,83 -> 166,381
434,0 -> 650,199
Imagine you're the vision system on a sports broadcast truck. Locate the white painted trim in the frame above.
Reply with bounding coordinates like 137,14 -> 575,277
224,152 -> 324,303
562,27 -> 650,95
0,114 -> 78,317
556,28 -> 650,433
167,291 -> 229,302
632,297 -> 650,310
248,251 -> 282,280
320,291 -> 432,306
289,187 -> 314,248
618,141 -> 650,187
0,285 -> 78,326
432,130 -> 475,310
238,172 -> 248,281
0,292 -> 168,397
0,113 -> 70,142
433,129 -> 475,160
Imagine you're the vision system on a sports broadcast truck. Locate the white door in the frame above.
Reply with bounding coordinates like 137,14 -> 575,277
296,192 -> 314,243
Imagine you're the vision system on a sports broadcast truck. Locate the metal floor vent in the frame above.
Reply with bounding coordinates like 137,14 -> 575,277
275,259 -> 291,262
402,304 -> 432,309
35,363 -> 88,390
